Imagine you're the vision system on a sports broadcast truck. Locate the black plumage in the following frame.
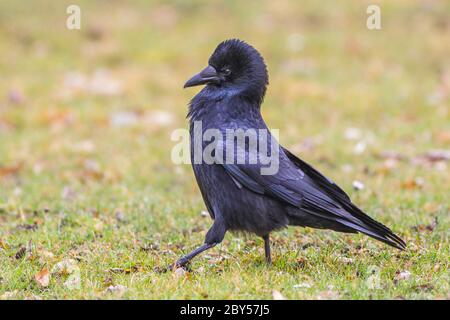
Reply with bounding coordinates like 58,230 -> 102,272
171,39 -> 405,269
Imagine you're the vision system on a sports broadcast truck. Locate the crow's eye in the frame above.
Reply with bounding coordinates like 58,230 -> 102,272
221,67 -> 231,76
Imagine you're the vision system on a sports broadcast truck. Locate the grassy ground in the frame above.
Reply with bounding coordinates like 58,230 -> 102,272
0,0 -> 449,299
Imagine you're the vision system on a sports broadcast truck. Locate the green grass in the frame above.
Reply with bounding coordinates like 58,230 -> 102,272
0,0 -> 449,299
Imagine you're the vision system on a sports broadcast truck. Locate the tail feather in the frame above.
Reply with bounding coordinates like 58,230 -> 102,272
303,203 -> 406,250
342,203 -> 406,250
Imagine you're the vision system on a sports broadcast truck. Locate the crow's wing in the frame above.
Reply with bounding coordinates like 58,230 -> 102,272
221,147 -> 405,250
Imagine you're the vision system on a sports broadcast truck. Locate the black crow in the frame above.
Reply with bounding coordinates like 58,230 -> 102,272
171,39 -> 405,269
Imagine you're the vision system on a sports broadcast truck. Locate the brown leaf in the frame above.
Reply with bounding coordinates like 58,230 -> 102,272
17,223 -> 38,231
412,217 -> 438,233
34,268 -> 50,287
0,165 -> 21,178
15,245 -> 27,259
401,178 -> 424,190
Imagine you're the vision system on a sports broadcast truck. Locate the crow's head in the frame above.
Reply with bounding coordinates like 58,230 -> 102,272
184,39 -> 269,103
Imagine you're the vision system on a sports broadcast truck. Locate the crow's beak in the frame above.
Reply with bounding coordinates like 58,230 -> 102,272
184,65 -> 220,88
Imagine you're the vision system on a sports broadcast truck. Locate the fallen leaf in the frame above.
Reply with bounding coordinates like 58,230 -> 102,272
64,273 -> 81,290
17,223 -> 38,231
37,249 -> 55,263
15,245 -> 27,259
34,268 -> 50,287
421,150 -> 450,162
337,256 -> 354,265
61,186 -> 77,201
0,165 -> 21,178
93,219 -> 104,232
413,284 -> 434,292
412,217 -> 438,233
317,286 -> 340,300
401,178 -> 424,190
395,270 -> 412,281
174,267 -> 187,279
115,210 -> 126,222
272,290 -> 286,300
52,259 -> 79,275
104,285 -> 127,297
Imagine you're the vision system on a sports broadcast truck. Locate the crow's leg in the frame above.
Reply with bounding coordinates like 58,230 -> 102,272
166,217 -> 227,271
262,234 -> 271,264
172,242 -> 217,269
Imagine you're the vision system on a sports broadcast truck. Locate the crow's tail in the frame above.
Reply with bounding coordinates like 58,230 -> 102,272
337,203 -> 406,250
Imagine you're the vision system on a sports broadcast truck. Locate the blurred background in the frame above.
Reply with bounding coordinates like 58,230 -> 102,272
0,0 -> 448,299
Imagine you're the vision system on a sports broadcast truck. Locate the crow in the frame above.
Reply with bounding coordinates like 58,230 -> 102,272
171,39 -> 405,269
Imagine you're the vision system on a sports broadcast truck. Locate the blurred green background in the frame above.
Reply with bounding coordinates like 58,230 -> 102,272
0,0 -> 448,299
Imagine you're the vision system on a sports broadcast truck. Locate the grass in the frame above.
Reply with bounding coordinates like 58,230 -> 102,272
0,0 -> 449,299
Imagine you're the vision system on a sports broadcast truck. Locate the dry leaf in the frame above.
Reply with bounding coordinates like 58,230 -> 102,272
52,259 -> 79,275
64,273 -> 81,290
395,270 -> 412,281
34,268 -> 50,287
317,287 -> 340,300
412,217 -> 438,233
422,150 -> 450,162
53,259 -> 81,290
0,165 -> 21,178
61,186 -> 77,201
15,245 -> 27,259
401,178 -> 424,190
174,267 -> 187,279
104,285 -> 127,297
337,256 -> 354,265
272,290 -> 286,300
